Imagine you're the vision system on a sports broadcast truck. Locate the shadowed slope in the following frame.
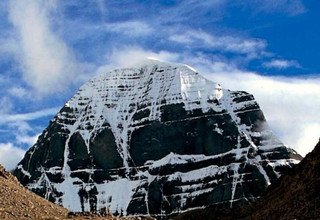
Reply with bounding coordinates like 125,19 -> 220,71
249,138 -> 320,219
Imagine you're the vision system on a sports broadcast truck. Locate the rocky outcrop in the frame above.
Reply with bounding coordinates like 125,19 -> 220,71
14,60 -> 301,218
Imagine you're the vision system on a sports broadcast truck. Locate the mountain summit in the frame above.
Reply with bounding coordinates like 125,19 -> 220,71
14,60 -> 301,218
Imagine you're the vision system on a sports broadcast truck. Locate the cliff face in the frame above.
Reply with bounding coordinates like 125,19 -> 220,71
14,60 -> 301,218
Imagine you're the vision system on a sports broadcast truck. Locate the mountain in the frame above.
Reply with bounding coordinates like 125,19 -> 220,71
14,60 -> 301,218
0,163 -> 68,219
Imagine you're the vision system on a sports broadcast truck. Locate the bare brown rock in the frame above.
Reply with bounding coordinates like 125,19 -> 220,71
0,164 -> 68,219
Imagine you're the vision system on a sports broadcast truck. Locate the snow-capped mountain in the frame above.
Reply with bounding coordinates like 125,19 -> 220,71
14,60 -> 301,218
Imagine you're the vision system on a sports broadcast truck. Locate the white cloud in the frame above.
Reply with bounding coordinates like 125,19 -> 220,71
105,21 -> 153,36
96,46 -> 180,74
8,0 -> 77,95
7,121 -> 33,134
16,134 -> 39,146
263,59 -> 300,69
169,34 -> 194,44
0,37 -> 20,56
0,97 -> 13,114
0,107 -> 59,124
296,124 -> 320,155
156,0 -> 227,24
0,143 -> 25,171
8,86 -> 29,98
168,30 -> 266,55
96,0 -> 106,16
251,0 -> 306,16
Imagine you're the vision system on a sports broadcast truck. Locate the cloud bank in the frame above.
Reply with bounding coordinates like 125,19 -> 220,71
0,143 -> 25,171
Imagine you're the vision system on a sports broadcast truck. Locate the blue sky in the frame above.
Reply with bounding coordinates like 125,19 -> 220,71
0,0 -> 319,170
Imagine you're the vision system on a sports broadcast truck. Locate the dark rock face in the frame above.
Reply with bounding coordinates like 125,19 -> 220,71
14,61 -> 301,218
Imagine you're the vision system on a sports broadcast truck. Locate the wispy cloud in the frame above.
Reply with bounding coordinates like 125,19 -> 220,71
0,37 -> 19,56
156,0 -> 227,24
0,107 -> 59,124
105,20 -> 153,36
234,0 -> 306,16
16,133 -> 39,146
8,0 -> 78,95
0,143 -> 25,170
8,86 -> 29,99
263,59 -> 301,69
254,0 -> 306,16
0,97 -> 13,114
168,30 -> 266,56
0,107 -> 56,160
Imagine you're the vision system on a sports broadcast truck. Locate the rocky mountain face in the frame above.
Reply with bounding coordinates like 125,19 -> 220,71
14,60 -> 301,218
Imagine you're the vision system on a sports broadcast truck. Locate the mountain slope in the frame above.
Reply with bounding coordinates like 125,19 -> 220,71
248,138 -> 320,219
0,164 -> 68,219
14,60 -> 301,218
